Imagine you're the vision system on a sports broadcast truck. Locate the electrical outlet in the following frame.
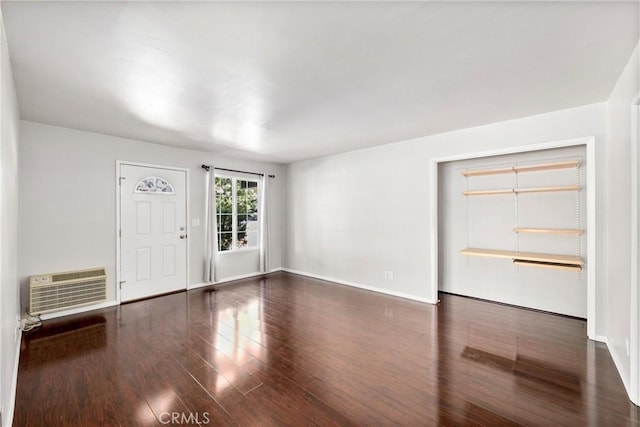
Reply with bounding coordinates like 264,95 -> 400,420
626,338 -> 630,356
384,271 -> 394,280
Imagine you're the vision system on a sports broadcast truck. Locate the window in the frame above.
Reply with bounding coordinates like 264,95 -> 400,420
215,176 -> 259,252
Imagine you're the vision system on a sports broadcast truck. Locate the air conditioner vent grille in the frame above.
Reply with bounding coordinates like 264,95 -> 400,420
52,268 -> 106,283
30,268 -> 107,315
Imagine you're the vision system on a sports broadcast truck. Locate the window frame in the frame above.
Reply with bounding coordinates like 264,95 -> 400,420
215,174 -> 260,253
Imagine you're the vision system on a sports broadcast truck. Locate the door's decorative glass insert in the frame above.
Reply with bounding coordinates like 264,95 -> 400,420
135,177 -> 175,194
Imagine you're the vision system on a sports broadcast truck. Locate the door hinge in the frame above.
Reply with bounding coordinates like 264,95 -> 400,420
119,229 -> 122,238
119,281 -> 126,289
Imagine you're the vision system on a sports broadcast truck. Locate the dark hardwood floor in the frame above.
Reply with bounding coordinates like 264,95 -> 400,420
14,272 -> 639,426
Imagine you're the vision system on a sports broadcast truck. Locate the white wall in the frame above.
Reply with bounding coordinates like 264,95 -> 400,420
285,103 -> 607,330
0,8 -> 20,427
606,41 -> 639,396
19,121 -> 284,311
439,146 -> 587,317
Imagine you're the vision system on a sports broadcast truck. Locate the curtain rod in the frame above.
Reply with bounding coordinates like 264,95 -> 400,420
201,164 -> 275,178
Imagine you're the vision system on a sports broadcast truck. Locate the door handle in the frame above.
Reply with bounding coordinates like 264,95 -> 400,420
180,234 -> 187,239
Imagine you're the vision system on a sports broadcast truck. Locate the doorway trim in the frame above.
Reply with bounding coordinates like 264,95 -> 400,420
115,161 -> 190,304
630,93 -> 640,405
430,136 -> 596,338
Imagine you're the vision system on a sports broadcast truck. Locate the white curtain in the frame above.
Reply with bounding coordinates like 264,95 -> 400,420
259,174 -> 269,273
204,166 -> 218,283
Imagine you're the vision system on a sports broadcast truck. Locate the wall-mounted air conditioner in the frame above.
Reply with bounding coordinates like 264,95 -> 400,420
29,268 -> 107,315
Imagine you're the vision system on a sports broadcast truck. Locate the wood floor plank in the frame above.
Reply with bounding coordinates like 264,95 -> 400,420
13,272 -> 640,426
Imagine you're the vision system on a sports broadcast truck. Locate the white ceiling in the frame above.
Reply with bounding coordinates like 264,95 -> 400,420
2,1 -> 638,163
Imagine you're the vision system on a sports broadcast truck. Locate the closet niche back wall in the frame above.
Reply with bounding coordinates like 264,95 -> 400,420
438,145 -> 587,318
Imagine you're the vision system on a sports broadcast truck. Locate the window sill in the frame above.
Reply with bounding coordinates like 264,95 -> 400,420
217,247 -> 260,255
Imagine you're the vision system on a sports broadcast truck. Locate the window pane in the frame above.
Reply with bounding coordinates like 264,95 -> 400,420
238,180 -> 248,189
237,187 -> 247,213
247,181 -> 258,189
237,215 -> 247,231
218,195 -> 232,214
246,232 -> 258,247
236,232 -> 247,248
220,214 -> 232,232
216,177 -> 233,213
247,188 -> 258,214
216,214 -> 221,232
246,218 -> 258,232
221,177 -> 232,192
219,233 -> 232,251
215,177 -> 230,193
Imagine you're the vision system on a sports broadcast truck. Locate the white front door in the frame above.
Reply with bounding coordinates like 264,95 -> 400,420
119,164 -> 187,302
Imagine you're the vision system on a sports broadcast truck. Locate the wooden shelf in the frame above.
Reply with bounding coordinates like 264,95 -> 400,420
513,228 -> 584,235
513,260 -> 582,272
461,160 -> 580,177
462,189 -> 514,196
514,185 -> 579,194
460,159 -> 584,276
461,166 -> 513,177
460,247 -> 582,266
514,160 -> 580,173
463,185 -> 579,196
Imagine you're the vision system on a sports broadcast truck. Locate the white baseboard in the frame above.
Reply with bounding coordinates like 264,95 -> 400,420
188,282 -> 213,290
38,300 -> 117,321
596,335 -> 634,404
592,334 -> 608,343
5,328 -> 21,427
189,268 -> 283,290
605,338 -> 632,400
281,268 -> 436,304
